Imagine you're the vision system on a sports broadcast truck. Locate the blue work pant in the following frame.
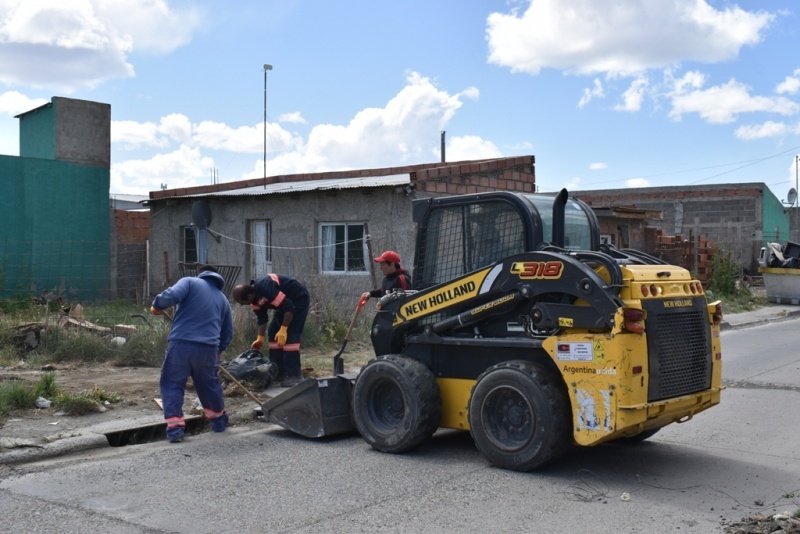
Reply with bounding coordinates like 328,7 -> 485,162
160,341 -> 227,440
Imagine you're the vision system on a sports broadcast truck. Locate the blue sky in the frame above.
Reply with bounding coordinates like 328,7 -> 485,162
1,0 -> 799,201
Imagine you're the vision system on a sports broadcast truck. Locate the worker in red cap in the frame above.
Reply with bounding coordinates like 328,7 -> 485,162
363,250 -> 412,300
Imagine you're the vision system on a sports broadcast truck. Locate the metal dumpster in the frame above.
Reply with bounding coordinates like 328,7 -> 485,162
759,267 -> 800,305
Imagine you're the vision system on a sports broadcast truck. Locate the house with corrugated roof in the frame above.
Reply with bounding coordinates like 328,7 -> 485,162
145,157 -> 536,310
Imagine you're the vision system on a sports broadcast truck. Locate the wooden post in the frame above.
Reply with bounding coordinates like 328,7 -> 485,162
364,223 -> 378,289
163,251 -> 171,287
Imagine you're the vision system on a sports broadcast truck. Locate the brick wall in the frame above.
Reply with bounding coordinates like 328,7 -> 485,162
113,209 -> 149,300
115,210 -> 150,244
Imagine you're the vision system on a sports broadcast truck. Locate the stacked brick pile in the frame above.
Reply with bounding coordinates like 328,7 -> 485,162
649,229 -> 716,284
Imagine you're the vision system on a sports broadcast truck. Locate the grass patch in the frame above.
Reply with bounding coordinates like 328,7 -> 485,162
713,286 -> 769,314
81,386 -> 121,404
55,392 -> 102,415
0,379 -> 38,416
0,373 -> 120,420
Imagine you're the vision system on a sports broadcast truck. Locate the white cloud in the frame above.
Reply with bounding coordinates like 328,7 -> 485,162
589,162 -> 607,171
734,121 -> 791,140
459,86 -> 480,100
278,112 -> 307,125
776,69 -> 800,95
108,71 -> 492,194
110,144 -> 213,194
486,0 -> 772,76
259,72 -> 473,176
626,178 -> 651,188
444,135 -> 502,162
615,77 -> 648,112
669,78 -> 800,124
578,78 -> 604,108
0,90 -> 47,115
0,0 -> 203,91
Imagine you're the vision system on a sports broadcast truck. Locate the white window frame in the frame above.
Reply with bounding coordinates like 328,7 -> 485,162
319,222 -> 369,275
249,220 -> 272,276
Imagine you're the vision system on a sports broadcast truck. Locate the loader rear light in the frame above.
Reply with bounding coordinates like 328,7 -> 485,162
632,365 -> 642,375
689,283 -> 696,294
623,308 -> 645,334
640,284 -> 661,297
712,303 -> 723,324
696,282 -> 704,294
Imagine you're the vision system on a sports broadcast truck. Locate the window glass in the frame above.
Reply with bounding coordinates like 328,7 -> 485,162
181,226 -> 197,263
320,223 -> 367,273
250,220 -> 271,276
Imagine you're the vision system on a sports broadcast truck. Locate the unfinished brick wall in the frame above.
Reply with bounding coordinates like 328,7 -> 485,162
113,209 -> 149,301
411,156 -> 536,195
115,210 -> 150,244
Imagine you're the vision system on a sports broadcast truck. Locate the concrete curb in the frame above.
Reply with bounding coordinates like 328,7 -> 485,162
720,308 -> 800,331
1,432 -> 109,465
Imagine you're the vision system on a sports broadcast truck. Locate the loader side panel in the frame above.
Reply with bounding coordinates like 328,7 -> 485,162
641,297 -> 712,401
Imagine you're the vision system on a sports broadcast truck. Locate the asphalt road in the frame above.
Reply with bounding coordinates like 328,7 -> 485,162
1,320 -> 799,534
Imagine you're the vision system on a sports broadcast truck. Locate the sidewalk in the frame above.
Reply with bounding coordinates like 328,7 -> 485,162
3,303 -> 800,467
719,303 -> 800,330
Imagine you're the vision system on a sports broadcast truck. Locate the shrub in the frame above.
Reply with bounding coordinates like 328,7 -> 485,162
709,248 -> 739,297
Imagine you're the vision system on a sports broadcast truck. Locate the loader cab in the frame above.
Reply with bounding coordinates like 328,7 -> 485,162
412,190 -> 599,289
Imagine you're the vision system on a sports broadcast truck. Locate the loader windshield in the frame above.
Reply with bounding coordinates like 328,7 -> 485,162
523,194 -> 593,250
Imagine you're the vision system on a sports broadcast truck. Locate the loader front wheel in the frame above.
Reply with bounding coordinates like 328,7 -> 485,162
469,361 -> 571,471
353,355 -> 441,453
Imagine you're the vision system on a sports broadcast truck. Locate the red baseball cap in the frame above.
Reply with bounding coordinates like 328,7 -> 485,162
374,250 -> 401,264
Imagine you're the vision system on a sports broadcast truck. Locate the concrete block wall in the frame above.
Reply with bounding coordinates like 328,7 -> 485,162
576,184 -> 765,273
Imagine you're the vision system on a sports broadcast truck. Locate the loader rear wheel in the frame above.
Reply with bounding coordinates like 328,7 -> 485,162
469,361 -> 571,471
353,355 -> 441,453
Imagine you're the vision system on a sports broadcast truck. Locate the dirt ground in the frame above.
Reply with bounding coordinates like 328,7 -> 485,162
0,345 -> 373,449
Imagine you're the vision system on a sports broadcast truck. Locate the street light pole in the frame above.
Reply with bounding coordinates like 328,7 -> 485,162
263,64 -> 273,186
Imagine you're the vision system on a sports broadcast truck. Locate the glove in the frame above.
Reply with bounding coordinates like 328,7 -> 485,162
361,292 -> 371,299
275,325 -> 288,347
251,335 -> 265,350
150,306 -> 162,315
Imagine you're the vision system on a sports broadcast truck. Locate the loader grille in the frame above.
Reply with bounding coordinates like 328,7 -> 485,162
642,299 -> 711,402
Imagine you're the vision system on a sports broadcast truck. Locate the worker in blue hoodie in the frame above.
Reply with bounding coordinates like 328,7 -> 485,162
151,266 -> 233,443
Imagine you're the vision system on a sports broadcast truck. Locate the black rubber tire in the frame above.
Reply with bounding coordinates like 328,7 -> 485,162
615,428 -> 661,444
468,361 -> 571,471
352,355 -> 441,453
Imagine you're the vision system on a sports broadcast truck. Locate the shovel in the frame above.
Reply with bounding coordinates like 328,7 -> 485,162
332,294 -> 370,375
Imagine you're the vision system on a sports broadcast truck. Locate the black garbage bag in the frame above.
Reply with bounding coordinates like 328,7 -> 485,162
221,349 -> 277,389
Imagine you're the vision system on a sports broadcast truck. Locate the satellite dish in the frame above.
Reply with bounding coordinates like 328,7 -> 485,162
788,188 -> 798,206
191,200 -> 212,229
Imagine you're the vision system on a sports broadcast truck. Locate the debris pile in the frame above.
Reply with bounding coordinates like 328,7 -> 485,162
761,241 -> 800,269
722,511 -> 800,533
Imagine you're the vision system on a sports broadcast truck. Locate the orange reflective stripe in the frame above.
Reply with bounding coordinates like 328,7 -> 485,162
270,291 -> 286,307
204,408 -> 224,419
268,341 -> 281,349
165,416 -> 185,428
250,303 -> 260,312
268,273 -> 280,284
283,343 -> 300,352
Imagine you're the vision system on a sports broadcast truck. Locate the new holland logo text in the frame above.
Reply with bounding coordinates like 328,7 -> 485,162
403,281 -> 477,317
510,261 -> 564,279
664,299 -> 693,308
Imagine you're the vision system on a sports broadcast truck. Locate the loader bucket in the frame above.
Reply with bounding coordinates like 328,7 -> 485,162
261,374 -> 357,438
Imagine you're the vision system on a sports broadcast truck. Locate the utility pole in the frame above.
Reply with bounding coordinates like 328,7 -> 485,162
263,64 -> 273,187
